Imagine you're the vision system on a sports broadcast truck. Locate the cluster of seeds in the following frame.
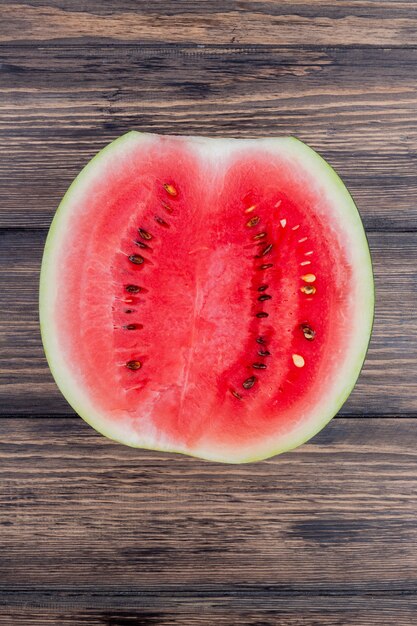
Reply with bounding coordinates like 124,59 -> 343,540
121,187 -> 318,390
230,205 -> 275,400
230,208 -> 318,400
292,241 -> 318,368
300,272 -> 316,295
123,182 -> 178,372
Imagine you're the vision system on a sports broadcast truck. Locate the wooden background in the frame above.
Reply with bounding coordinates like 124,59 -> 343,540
1,1 -> 416,624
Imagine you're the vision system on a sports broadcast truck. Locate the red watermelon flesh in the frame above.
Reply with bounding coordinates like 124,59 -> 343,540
40,133 -> 374,463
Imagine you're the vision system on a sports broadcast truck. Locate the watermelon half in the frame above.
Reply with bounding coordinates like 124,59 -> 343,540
40,132 -> 374,463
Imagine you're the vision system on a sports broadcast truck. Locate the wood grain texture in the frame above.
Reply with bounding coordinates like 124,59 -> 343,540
1,2 -> 417,623
0,418 -> 416,590
1,45 -> 417,229
1,1 -> 417,46
0,595 -> 416,626
0,229 -> 416,416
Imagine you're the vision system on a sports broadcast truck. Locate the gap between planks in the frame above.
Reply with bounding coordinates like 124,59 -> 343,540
3,44 -> 417,51
1,585 -> 416,602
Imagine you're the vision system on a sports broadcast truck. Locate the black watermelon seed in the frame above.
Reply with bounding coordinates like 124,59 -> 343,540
258,284 -> 268,292
138,228 -> 152,240
258,263 -> 273,270
243,376 -> 257,389
128,254 -> 144,265
125,323 -> 143,330
125,284 -> 141,293
301,285 -> 317,295
126,360 -> 142,370
301,323 -> 316,341
231,390 -> 243,400
252,363 -> 267,369
256,312 -> 269,318
246,216 -> 260,227
256,336 -> 266,344
258,294 -> 272,301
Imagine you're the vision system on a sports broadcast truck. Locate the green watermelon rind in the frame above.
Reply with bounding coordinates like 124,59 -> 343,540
40,132 -> 374,463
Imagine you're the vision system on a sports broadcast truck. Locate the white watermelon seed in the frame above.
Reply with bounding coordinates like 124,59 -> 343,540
260,243 -> 273,257
302,273 -> 316,283
292,354 -> 305,368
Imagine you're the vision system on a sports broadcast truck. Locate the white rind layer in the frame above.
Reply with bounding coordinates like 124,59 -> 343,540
40,132 -> 374,463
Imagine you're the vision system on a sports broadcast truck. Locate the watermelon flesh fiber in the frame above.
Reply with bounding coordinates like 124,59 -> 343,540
40,133 -> 374,463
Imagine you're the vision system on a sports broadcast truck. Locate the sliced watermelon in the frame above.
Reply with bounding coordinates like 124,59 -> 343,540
40,133 -> 374,463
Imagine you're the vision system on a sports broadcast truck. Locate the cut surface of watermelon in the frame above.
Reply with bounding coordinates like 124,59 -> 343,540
40,133 -> 374,463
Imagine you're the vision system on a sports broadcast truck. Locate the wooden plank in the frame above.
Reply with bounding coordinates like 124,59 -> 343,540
0,229 -> 416,416
0,593 -> 416,626
0,418 -> 416,591
1,1 -> 417,46
0,45 -> 417,229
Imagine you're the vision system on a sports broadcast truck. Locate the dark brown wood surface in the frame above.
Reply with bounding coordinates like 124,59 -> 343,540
2,1 -> 417,46
2,417 -> 417,587
0,2 -> 416,625
0,418 -> 416,625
